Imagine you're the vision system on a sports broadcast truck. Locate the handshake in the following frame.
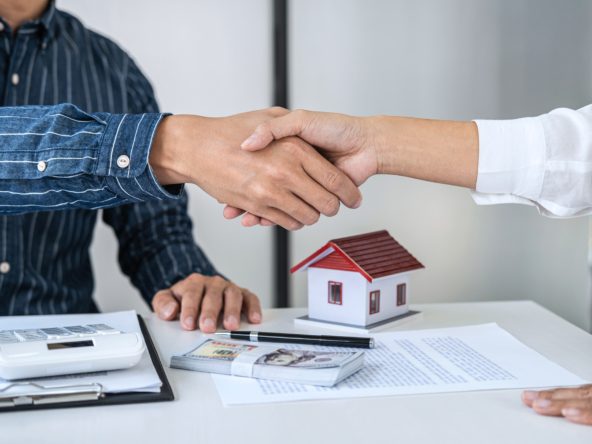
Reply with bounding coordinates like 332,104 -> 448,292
149,108 -> 387,230
150,107 -> 479,229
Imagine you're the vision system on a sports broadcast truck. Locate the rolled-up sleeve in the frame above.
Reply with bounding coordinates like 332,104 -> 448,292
472,104 -> 592,217
0,103 -> 179,214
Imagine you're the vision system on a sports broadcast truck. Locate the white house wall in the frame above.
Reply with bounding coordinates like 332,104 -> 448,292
307,268 -> 367,326
365,273 -> 411,325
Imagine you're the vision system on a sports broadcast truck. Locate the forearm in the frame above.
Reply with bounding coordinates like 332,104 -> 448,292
368,116 -> 479,189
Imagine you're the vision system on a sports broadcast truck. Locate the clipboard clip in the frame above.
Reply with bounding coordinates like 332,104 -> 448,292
0,382 -> 104,407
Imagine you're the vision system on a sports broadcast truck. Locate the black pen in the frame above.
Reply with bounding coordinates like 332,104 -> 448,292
214,331 -> 374,349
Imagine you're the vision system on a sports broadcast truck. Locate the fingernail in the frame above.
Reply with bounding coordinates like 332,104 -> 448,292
251,312 -> 261,323
203,318 -> 216,332
353,197 -> 363,209
163,303 -> 176,318
183,316 -> 195,329
522,391 -> 538,401
562,407 -> 582,417
240,134 -> 259,149
534,399 -> 552,408
225,315 -> 238,329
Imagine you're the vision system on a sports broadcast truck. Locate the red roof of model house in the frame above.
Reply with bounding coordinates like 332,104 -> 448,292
291,230 -> 424,282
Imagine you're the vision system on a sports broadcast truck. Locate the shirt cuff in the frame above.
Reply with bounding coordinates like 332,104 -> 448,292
473,117 -> 547,199
99,112 -> 184,201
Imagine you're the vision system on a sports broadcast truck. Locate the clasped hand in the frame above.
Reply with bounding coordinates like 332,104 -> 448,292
150,108 -> 363,230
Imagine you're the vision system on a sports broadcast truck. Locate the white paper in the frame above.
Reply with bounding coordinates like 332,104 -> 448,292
212,323 -> 587,405
0,310 -> 162,394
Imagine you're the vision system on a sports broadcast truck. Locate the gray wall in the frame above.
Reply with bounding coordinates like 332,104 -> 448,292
59,0 -> 592,330
290,0 -> 592,330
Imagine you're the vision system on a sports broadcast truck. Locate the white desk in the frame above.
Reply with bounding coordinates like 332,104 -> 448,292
2,301 -> 592,443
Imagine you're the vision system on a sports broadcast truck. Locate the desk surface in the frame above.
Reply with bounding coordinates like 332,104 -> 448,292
2,301 -> 592,444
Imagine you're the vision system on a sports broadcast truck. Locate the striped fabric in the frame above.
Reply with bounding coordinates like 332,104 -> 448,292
0,1 -> 218,315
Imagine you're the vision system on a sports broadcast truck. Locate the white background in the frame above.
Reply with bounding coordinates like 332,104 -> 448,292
59,0 -> 592,330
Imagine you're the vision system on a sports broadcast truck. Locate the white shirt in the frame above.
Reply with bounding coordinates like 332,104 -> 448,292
473,105 -> 592,217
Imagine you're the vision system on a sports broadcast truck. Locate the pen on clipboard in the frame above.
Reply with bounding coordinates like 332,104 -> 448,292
214,331 -> 374,349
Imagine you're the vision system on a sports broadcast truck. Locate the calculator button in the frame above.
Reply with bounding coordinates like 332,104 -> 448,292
40,327 -> 74,339
0,331 -> 19,343
14,329 -> 48,342
85,324 -> 119,335
64,325 -> 96,336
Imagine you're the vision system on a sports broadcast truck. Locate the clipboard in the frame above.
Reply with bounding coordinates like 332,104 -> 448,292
0,315 -> 174,412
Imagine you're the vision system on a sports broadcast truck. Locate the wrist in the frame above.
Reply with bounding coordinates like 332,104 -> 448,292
150,115 -> 212,186
365,115 -> 394,176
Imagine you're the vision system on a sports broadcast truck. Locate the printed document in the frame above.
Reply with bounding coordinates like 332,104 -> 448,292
211,323 -> 586,405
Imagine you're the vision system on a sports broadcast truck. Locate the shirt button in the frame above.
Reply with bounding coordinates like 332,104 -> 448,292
11,73 -> 19,86
37,160 -> 47,172
117,155 -> 130,169
0,261 -> 10,274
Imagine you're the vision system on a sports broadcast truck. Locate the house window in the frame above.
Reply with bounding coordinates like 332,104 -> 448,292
396,283 -> 407,306
369,290 -> 380,314
328,281 -> 342,305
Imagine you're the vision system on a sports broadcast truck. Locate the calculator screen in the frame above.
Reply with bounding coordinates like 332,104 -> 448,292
47,340 -> 94,350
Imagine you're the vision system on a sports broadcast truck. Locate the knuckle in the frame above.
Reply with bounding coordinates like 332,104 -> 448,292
248,181 -> 270,201
288,220 -> 303,231
324,170 -> 342,189
188,272 -> 204,282
269,106 -> 287,117
292,109 -> 307,120
212,275 -> 227,285
305,211 -> 320,226
322,196 -> 340,216
279,137 -> 305,156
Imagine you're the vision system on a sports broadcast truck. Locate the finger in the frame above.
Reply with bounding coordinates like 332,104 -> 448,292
241,289 -> 262,324
267,190 -> 320,226
532,397 -> 592,417
300,148 -> 362,209
171,275 -> 206,330
241,112 -> 307,151
241,213 -> 262,227
240,212 -> 275,227
199,276 -> 228,333
152,289 -> 180,321
534,385 -> 592,401
222,285 -> 244,330
290,170 -> 342,217
223,205 -> 245,219
562,401 -> 592,425
256,205 -> 305,231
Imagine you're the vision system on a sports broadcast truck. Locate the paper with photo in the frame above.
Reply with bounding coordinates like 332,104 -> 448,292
211,323 -> 587,405
0,310 -> 161,394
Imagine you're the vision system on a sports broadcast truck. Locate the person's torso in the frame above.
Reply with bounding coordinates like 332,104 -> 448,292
0,5 -> 140,314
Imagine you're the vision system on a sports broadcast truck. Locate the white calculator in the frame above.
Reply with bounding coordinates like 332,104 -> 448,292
0,323 -> 145,380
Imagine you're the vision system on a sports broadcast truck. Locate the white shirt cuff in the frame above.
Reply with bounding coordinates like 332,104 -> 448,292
473,117 -> 547,199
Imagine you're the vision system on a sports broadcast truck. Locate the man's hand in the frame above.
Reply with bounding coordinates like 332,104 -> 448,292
223,110 -> 377,226
241,110 -> 378,185
151,273 -> 262,334
149,108 -> 362,230
522,385 -> 592,425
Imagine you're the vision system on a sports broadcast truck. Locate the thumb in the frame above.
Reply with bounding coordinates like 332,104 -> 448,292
241,111 -> 308,151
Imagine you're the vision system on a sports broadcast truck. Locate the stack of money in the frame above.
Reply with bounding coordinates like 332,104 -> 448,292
170,339 -> 365,387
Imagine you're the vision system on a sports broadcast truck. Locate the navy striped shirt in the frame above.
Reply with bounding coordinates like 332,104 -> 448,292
0,2 -> 218,315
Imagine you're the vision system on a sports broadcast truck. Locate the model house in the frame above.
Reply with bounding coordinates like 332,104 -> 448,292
291,230 -> 424,329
